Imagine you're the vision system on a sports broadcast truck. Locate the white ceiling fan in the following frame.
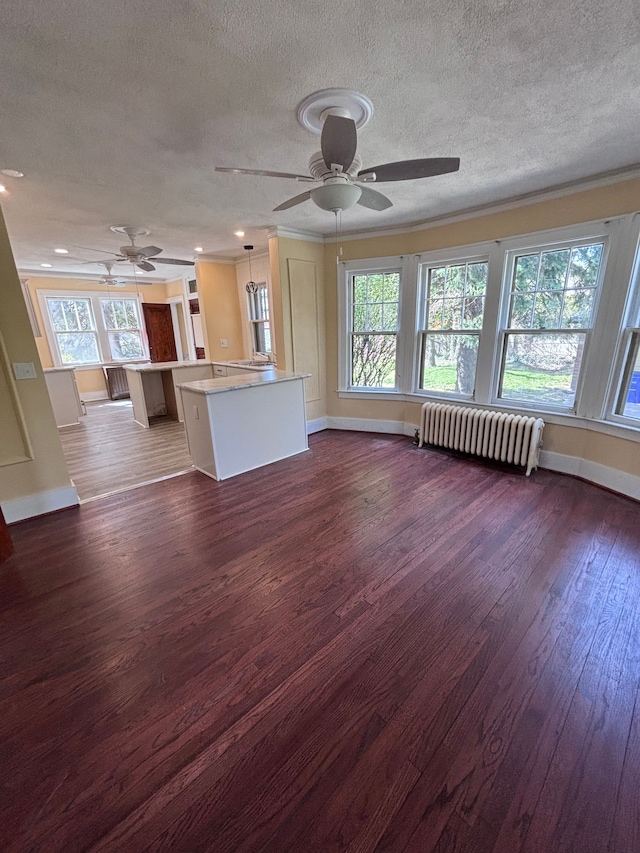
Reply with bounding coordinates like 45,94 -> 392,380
78,226 -> 196,272
216,91 -> 460,214
97,261 -> 129,286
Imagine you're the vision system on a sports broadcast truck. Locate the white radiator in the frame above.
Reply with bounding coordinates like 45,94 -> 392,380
419,403 -> 544,476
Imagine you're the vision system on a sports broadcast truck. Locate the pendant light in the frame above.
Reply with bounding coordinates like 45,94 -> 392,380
244,245 -> 258,294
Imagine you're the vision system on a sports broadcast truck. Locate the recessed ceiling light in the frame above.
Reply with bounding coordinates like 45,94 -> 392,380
41,263 -> 52,268
0,169 -> 24,178
0,185 -> 6,193
194,247 -> 204,253
234,231 -> 245,237
54,248 -> 69,254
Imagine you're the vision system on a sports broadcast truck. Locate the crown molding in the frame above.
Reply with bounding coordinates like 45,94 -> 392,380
17,268 -> 167,283
195,255 -> 237,265
325,163 -> 640,243
266,226 -> 325,243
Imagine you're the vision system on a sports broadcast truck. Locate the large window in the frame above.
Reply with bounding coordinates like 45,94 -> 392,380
247,283 -> 271,355
41,291 -> 148,366
419,259 -> 488,396
615,331 -> 640,422
46,297 -> 101,365
498,241 -> 604,408
612,251 -> 640,424
100,298 -> 145,360
349,269 -> 400,389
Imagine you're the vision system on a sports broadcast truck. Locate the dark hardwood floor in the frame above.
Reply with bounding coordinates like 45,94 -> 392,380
1,430 -> 639,852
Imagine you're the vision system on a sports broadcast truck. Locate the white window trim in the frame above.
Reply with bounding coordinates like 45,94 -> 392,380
338,255 -> 412,393
414,248 -> 492,400
492,229 -> 611,414
246,282 -> 272,355
603,217 -> 640,426
37,289 -> 150,368
337,216 -> 640,441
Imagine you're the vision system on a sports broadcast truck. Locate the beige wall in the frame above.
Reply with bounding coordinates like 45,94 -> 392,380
0,208 -> 74,514
195,261 -> 244,361
26,276 -> 177,395
324,177 -> 640,477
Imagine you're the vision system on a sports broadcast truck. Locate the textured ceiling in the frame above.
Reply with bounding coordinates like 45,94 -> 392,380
1,0 -> 639,278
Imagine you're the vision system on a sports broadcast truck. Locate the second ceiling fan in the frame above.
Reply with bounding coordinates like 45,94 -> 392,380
216,102 -> 460,214
80,226 -> 196,272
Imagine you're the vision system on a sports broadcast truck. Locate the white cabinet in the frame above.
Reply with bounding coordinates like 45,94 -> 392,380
44,367 -> 84,427
179,371 -> 308,481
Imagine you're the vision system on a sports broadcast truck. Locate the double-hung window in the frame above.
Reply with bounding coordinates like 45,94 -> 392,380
498,240 -> 605,409
248,283 -> 271,355
418,258 -> 488,396
612,255 -> 640,424
100,298 -> 145,360
40,291 -> 148,366
349,268 -> 400,389
46,297 -> 101,365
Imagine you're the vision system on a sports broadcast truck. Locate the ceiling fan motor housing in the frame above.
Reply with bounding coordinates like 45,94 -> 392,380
308,151 -> 362,181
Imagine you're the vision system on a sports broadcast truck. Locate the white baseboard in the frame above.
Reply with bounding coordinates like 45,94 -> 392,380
2,485 -> 80,524
323,416 -> 640,502
307,417 -> 328,434
539,450 -> 640,501
81,391 -> 109,402
327,416 -> 407,435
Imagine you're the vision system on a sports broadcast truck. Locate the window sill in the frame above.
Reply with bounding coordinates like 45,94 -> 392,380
338,388 -> 402,401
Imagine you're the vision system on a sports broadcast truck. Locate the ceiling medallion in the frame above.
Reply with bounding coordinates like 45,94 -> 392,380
296,88 -> 374,135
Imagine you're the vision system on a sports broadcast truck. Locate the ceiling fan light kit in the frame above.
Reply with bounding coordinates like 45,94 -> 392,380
215,88 -> 460,216
311,180 -> 362,212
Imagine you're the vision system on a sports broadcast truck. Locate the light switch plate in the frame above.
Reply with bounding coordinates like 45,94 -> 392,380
13,362 -> 37,380
220,339 -> 228,348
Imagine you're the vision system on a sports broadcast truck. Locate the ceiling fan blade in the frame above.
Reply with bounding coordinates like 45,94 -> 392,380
321,115 -> 357,172
75,246 -> 121,256
137,261 -> 155,272
153,257 -> 195,266
357,186 -> 393,211
358,157 -> 461,182
138,245 -> 162,257
273,190 -> 313,212
216,166 -> 314,181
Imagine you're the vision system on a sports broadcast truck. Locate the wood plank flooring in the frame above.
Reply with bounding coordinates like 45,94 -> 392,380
59,400 -> 193,500
2,430 -> 639,852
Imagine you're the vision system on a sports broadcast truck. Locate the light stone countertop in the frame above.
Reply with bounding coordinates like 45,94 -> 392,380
178,370 -> 310,396
123,360 -> 213,372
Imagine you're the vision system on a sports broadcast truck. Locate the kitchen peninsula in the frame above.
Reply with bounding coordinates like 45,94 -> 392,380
124,361 -> 214,428
123,360 -> 275,428
178,370 -> 309,481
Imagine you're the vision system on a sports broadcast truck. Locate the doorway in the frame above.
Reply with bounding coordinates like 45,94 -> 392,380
142,303 -> 178,362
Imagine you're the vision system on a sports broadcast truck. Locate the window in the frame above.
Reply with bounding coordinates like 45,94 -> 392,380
498,241 -> 604,408
248,284 -> 271,354
46,297 -> 101,365
613,251 -> 640,423
100,298 -> 145,360
349,269 -> 400,389
419,259 -> 488,396
615,331 -> 640,421
40,290 -> 148,366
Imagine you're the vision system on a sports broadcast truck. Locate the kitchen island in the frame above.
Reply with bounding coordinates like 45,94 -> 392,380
124,361 -> 214,428
123,360 -> 277,428
178,370 -> 309,481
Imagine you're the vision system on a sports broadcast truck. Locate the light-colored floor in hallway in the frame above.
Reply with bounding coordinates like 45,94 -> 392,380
59,400 -> 193,501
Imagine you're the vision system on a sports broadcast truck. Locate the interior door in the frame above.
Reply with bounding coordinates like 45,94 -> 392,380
142,303 -> 178,363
